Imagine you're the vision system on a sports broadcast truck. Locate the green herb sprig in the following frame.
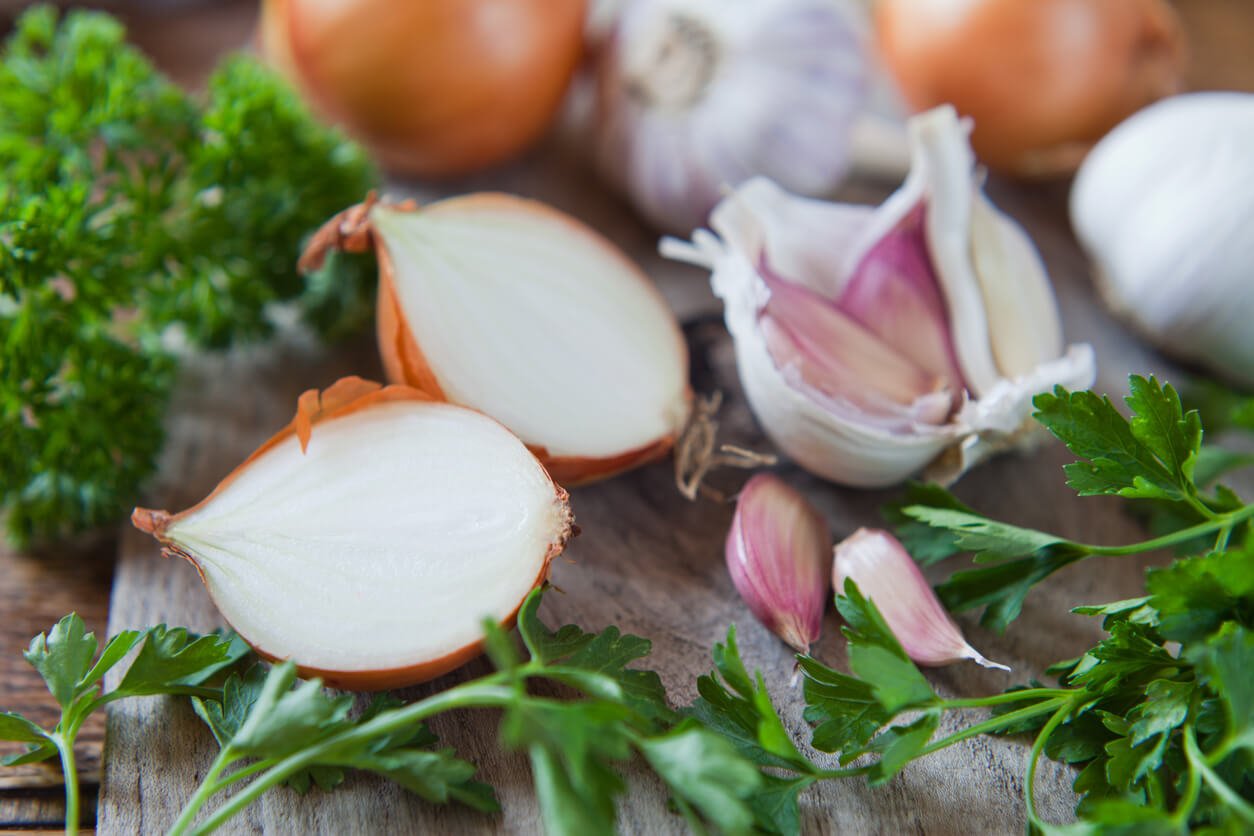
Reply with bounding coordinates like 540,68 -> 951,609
5,375 -> 1252,834
0,7 -> 377,547
887,376 -> 1254,631
0,615 -> 249,831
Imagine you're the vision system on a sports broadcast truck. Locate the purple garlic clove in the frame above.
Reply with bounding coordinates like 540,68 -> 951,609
726,474 -> 831,653
833,527 -> 1009,670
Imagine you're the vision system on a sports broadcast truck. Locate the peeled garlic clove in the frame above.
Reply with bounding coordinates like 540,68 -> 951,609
302,193 -> 692,485
833,528 -> 1007,670
726,474 -> 830,653
131,377 -> 574,691
663,105 -> 1095,488
1071,92 -> 1254,387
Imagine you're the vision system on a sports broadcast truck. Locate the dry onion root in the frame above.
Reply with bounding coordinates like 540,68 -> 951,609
302,194 -> 693,485
132,377 -> 574,691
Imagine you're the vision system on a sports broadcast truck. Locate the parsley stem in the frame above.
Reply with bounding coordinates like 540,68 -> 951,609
1172,728 -> 1203,826
1183,725 -> 1254,824
1084,502 -> 1254,556
51,733 -> 79,836
939,688 -> 1071,710
169,745 -> 237,836
1023,699 -> 1075,828
913,697 -> 1068,760
208,757 -> 278,791
178,679 -> 518,835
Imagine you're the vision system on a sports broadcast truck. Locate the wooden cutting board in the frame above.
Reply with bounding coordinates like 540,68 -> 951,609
96,137 -> 1188,834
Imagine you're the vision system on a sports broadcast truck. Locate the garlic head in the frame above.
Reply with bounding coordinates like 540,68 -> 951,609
664,105 -> 1095,487
1071,92 -> 1254,387
595,0 -> 871,233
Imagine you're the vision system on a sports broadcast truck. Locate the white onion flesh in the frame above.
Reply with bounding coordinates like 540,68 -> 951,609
372,198 -> 691,462
150,398 -> 571,684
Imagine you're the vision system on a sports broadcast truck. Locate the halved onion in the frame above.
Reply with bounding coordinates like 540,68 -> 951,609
132,378 -> 574,690
301,194 -> 693,485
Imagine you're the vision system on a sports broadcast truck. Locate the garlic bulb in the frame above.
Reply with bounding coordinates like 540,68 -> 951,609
594,0 -> 871,233
664,105 -> 1095,487
302,193 -> 692,485
133,378 -> 574,691
1071,92 -> 1254,387
833,528 -> 1007,670
725,474 -> 830,653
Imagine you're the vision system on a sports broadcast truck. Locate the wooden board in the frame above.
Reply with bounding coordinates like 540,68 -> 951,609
92,1 -> 1254,829
94,140 -> 1191,835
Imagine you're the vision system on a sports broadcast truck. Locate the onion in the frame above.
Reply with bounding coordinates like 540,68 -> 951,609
301,194 -> 692,485
132,378 -> 574,691
875,0 -> 1187,176
260,0 -> 587,177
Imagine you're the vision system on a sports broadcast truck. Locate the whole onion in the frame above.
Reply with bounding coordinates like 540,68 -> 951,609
261,0 -> 587,177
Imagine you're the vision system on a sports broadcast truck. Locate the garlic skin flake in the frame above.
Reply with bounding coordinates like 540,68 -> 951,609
664,106 -> 1095,487
833,528 -> 1007,671
1071,92 -> 1254,387
725,474 -> 830,653
595,0 -> 871,233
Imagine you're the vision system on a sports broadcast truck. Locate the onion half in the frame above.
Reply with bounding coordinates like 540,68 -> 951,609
132,378 -> 574,690
302,195 -> 693,485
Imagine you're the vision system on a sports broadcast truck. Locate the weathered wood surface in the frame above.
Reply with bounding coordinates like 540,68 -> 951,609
94,135 -> 1179,835
69,0 -> 1254,833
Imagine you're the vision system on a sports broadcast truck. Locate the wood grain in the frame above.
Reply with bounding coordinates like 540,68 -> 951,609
94,143 -> 1194,833
75,1 -> 1254,833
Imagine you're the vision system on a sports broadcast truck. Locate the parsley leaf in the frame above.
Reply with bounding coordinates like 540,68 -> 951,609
638,721 -> 762,835
1032,376 -> 1200,502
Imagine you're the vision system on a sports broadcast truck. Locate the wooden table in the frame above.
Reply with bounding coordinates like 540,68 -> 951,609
2,0 -> 1253,831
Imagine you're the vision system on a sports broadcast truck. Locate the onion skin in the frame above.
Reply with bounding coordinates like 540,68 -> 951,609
875,0 -> 1187,176
132,377 -> 575,691
261,0 -> 587,177
303,195 -> 691,486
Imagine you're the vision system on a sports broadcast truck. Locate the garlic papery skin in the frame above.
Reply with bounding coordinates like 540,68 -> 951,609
663,105 -> 1096,487
833,528 -> 1007,670
1070,92 -> 1254,387
594,0 -> 872,234
132,378 -> 574,691
302,194 -> 692,486
726,474 -> 830,653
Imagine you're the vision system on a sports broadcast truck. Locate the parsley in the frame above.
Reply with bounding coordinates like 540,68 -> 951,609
7,374 -> 1252,833
0,615 -> 248,829
0,7 -> 377,547
890,376 -> 1254,631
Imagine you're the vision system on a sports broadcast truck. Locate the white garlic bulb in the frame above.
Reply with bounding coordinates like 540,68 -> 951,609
1070,92 -> 1254,387
664,105 -> 1096,487
594,0 -> 871,234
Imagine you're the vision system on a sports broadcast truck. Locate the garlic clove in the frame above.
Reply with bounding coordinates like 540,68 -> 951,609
759,265 -> 953,425
132,377 -> 574,691
726,474 -> 830,653
833,528 -> 1007,670
303,193 -> 693,485
836,205 -> 964,390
